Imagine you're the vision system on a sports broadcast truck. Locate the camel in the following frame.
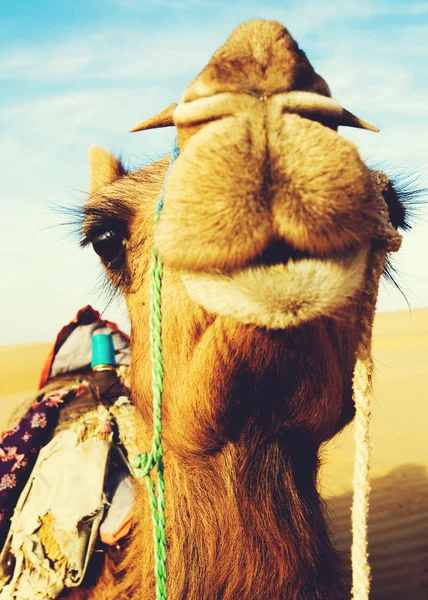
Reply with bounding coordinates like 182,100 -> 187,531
70,19 -> 408,600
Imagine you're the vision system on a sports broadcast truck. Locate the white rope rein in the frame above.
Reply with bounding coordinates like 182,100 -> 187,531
350,172 -> 403,600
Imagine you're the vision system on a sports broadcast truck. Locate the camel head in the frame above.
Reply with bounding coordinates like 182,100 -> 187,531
84,20 -> 405,332
83,19 -> 406,446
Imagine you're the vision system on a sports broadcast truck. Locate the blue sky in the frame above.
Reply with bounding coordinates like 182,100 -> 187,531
1,0 -> 428,344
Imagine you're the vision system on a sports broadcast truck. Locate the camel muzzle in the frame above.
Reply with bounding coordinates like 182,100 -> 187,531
152,91 -> 380,275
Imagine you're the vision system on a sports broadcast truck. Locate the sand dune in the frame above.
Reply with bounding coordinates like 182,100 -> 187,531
320,309 -> 428,598
0,310 -> 427,597
327,465 -> 428,599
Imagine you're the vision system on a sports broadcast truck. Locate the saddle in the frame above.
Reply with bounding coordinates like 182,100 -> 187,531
0,307 -> 139,599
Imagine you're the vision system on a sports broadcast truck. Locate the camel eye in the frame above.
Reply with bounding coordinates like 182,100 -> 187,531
92,229 -> 126,268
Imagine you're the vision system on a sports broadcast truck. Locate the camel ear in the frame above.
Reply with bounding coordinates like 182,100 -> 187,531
129,103 -> 177,133
89,146 -> 125,193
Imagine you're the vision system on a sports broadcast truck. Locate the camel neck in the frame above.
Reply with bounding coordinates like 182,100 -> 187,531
131,430 -> 344,600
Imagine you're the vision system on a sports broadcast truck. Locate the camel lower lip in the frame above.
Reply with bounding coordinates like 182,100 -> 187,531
181,246 -> 369,329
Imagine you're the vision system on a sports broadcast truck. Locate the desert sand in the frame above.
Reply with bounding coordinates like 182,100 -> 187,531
320,309 -> 428,599
0,310 -> 427,598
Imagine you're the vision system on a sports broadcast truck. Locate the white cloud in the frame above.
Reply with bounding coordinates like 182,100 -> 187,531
0,27 -> 221,82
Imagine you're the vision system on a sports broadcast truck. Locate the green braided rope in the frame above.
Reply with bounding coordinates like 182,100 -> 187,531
150,246 -> 167,596
133,139 -> 180,599
133,247 -> 167,600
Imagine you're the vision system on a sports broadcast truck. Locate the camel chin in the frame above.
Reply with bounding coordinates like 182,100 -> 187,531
181,245 -> 369,329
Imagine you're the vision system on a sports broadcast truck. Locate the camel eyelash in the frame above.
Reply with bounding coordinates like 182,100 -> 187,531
80,220 -> 128,248
387,178 -> 426,231
381,173 -> 426,305
80,201 -> 133,247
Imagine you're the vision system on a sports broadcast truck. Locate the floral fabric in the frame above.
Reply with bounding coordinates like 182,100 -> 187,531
0,383 -> 88,543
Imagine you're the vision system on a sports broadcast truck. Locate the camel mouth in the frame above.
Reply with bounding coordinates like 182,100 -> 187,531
250,240 -> 313,269
181,245 -> 369,329
233,238 -> 359,275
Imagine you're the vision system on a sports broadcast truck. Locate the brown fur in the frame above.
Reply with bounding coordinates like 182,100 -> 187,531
70,19 -> 404,600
